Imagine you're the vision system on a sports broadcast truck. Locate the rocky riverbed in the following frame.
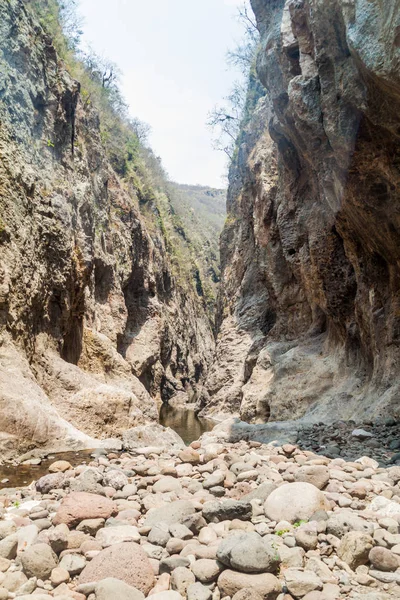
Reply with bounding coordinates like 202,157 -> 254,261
1,425 -> 400,600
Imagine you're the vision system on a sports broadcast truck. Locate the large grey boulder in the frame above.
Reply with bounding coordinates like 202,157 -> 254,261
217,532 -> 280,574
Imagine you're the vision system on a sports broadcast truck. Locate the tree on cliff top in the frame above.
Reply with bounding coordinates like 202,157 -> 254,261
207,1 -> 262,162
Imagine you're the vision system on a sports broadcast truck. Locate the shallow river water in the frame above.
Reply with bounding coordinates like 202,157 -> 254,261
0,406 -> 214,489
0,450 -> 95,489
159,404 -> 214,445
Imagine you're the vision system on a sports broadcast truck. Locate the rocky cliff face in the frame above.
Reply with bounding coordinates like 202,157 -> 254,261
200,0 -> 400,423
0,0 -> 214,457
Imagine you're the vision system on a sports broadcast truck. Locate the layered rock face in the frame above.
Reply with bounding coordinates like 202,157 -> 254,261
0,0 -> 214,456
200,0 -> 400,422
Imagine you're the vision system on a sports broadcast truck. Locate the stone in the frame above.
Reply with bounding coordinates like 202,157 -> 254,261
171,567 -> 195,596
217,570 -> 281,600
284,569 -> 323,598
305,557 -> 337,585
103,469 -> 129,490
153,477 -> 182,494
242,482 -> 277,502
20,543 -> 57,579
326,511 -> 374,538
35,473 -> 66,494
294,526 -> 318,551
18,593 -> 54,600
294,466 -> 329,490
160,557 -> 191,574
187,582 -> 212,600
203,471 -> 225,489
198,527 -> 218,545
0,558 -> 10,573
369,547 -> 399,571
99,438 -> 124,451
96,525 -> 141,547
123,426 -> 185,451
0,535 -> 17,560
179,448 -> 201,464
2,570 -> 28,592
119,484 -> 138,498
352,429 -> 373,439
59,553 -> 86,576
149,572 -> 170,594
217,532 -> 279,574
337,531 -> 373,570
53,492 -> 117,527
48,524 -> 69,555
279,546 -> 305,570
150,593 -> 183,600
95,577 -> 145,600
0,522 -> 16,540
69,469 -> 105,495
145,501 -> 196,527
232,590 -> 264,600
202,500 -> 252,523
264,483 -> 329,524
169,523 -> 193,540
191,559 -> 224,583
148,523 -> 171,547
79,542 -> 155,594
51,566 -> 70,586
48,460 -> 72,473
17,524 -> 39,552
368,496 -> 400,519
77,518 -> 105,535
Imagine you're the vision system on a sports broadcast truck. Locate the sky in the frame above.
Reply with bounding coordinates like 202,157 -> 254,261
78,0 -> 248,188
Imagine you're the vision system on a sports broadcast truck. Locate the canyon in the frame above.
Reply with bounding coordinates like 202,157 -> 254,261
2,2 -> 400,599
0,0 -> 400,459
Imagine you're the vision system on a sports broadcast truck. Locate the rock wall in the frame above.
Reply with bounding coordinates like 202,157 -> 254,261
200,0 -> 400,423
0,0 -> 214,457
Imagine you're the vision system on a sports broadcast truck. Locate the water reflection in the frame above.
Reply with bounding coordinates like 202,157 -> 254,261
159,404 -> 214,445
0,449 -> 95,490
0,408 -> 215,489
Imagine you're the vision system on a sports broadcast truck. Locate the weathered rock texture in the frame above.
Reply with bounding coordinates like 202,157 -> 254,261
200,0 -> 400,423
0,0 -> 214,457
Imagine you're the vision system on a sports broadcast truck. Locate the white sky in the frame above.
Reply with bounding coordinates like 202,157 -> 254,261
78,0 -> 248,188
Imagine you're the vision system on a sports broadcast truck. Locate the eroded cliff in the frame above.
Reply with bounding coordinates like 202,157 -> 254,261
0,0 -> 214,457
200,0 -> 400,423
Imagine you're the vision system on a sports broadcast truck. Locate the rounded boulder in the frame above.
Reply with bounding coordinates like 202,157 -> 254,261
78,542 -> 155,594
264,483 -> 329,524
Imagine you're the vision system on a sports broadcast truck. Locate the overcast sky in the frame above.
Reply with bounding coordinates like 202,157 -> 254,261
78,0 -> 248,188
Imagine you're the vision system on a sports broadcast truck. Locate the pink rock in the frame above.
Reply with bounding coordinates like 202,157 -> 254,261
53,492 -> 117,527
79,542 -> 155,594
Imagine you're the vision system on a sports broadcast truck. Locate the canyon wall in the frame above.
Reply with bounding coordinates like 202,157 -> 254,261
0,0 -> 214,457
200,0 -> 400,423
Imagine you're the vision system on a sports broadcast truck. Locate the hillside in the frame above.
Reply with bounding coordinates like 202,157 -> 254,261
167,184 -> 226,318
